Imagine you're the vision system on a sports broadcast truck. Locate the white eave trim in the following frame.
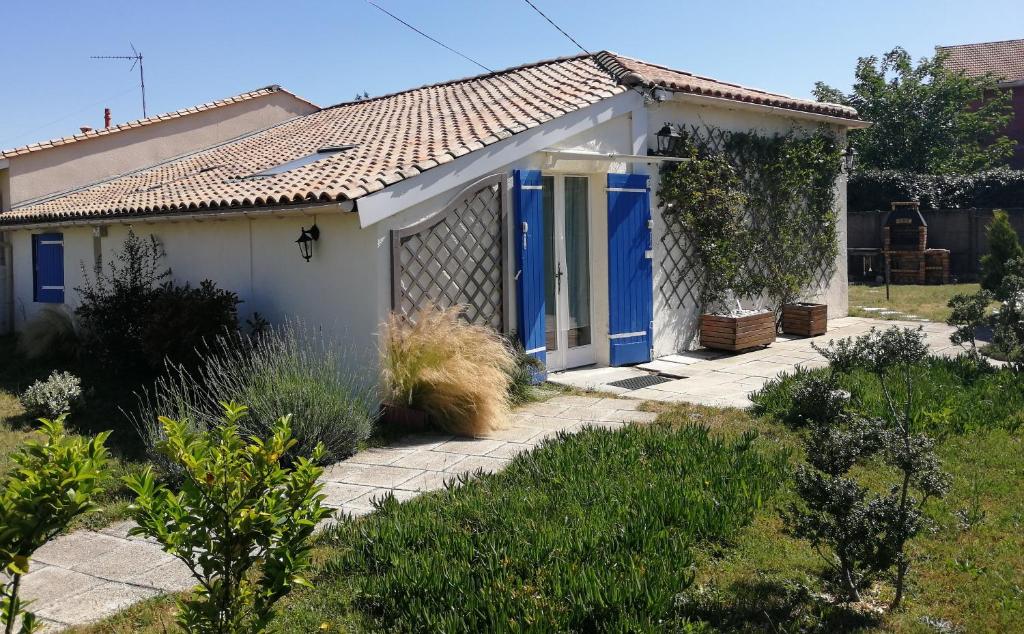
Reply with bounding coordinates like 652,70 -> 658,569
356,90 -> 644,228
542,149 -> 689,164
669,91 -> 872,129
0,199 -> 354,231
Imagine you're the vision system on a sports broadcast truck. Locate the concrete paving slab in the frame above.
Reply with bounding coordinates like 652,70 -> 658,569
320,481 -> 377,507
434,438 -> 507,456
320,463 -> 424,488
636,359 -> 689,377
35,581 -> 159,626
389,449 -> 471,471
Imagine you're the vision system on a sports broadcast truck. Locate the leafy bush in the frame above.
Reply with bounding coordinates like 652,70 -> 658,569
129,321 -> 376,476
789,327 -> 950,609
141,280 -> 240,371
16,306 -> 79,361
1,417 -> 110,632
981,210 -> 1024,296
755,346 -> 1024,437
19,371 -> 82,418
787,373 -> 850,428
125,403 -> 330,634
848,168 -> 1024,211
380,305 -> 515,436
658,133 -> 752,310
76,230 -> 240,376
291,423 -> 788,632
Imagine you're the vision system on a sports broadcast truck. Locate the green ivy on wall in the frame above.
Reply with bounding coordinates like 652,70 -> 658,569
657,125 -> 842,322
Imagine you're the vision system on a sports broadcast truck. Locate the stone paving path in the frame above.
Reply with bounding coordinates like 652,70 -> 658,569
22,395 -> 656,631
548,317 -> 960,408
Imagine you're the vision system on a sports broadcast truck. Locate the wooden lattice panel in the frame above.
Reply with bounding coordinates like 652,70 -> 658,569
391,174 -> 505,330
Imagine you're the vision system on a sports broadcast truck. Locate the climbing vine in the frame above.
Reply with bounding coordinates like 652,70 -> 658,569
658,126 -> 843,322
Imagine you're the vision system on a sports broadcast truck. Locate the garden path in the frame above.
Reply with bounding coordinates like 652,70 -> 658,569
22,316 -> 959,631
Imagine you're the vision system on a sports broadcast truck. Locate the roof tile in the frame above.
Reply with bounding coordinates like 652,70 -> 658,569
937,39 -> 1024,82
2,51 -> 858,225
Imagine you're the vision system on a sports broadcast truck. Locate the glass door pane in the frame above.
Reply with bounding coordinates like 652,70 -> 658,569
564,176 -> 591,348
541,176 -> 558,353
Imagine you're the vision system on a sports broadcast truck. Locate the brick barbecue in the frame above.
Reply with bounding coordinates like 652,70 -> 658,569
883,202 -> 950,284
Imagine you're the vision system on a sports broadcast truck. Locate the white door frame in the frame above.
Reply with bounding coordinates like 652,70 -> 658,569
544,174 -> 595,372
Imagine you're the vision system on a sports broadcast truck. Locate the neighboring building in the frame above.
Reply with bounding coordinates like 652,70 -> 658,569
0,51 -> 866,374
0,85 -> 319,331
938,38 -> 1024,168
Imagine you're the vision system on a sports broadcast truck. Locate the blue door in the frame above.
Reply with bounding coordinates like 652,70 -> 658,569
607,173 -> 653,366
32,233 -> 65,304
514,169 -> 547,378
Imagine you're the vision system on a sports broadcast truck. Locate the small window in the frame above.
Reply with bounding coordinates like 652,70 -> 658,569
32,233 -> 64,303
244,145 -> 358,179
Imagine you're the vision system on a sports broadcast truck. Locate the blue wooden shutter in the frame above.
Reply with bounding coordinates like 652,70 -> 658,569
607,174 -> 653,366
513,169 -> 546,378
33,233 -> 65,304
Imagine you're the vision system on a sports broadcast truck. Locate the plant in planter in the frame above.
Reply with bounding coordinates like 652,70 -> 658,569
658,132 -> 772,351
379,304 -> 516,436
727,129 -> 842,335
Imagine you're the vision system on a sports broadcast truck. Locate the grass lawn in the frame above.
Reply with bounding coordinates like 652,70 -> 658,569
848,283 -> 991,323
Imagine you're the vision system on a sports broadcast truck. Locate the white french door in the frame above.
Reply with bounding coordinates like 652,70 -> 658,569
542,175 -> 595,371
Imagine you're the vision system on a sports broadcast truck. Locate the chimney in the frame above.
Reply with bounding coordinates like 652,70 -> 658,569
104,108 -> 111,129
80,126 -> 93,134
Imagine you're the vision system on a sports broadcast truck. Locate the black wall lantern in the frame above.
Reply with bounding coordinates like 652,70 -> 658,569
655,122 -> 683,155
296,224 -> 320,261
844,146 -> 857,172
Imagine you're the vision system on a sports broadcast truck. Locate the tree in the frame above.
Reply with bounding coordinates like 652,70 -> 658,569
125,403 -> 331,634
815,47 -> 1014,174
980,209 -> 1024,296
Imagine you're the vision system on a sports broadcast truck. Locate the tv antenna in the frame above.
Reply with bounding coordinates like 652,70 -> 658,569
91,43 -> 147,117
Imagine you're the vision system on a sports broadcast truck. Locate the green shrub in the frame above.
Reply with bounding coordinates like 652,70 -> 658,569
19,370 -> 82,418
1,417 -> 110,632
125,402 -> 331,634
790,327 -> 950,609
287,423 -> 788,632
129,321 -> 376,476
380,305 -> 515,436
76,229 -> 240,376
15,306 -> 79,362
753,355 -> 1024,436
981,210 -> 1024,297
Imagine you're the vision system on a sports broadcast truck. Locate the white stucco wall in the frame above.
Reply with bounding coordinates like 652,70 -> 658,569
8,211 -> 381,368
6,91 -> 318,207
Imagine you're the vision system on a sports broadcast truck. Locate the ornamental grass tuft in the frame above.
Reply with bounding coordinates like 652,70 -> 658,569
380,305 -> 516,436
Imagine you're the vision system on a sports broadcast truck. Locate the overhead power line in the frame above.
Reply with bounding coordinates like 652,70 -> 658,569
363,0 -> 494,73
520,0 -> 592,56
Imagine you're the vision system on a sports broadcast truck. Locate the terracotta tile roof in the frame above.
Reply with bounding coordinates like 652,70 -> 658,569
938,39 -> 1024,83
0,85 -> 319,159
1,52 -> 859,226
595,52 -> 859,119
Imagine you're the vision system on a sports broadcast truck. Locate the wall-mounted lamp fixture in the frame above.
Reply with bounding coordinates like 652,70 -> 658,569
844,146 -> 857,172
296,224 -> 319,262
655,123 -> 683,155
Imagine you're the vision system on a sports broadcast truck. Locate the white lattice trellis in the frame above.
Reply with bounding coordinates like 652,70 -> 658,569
391,174 -> 506,330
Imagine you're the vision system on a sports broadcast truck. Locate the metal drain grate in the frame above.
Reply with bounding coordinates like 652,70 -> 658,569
607,374 -> 674,391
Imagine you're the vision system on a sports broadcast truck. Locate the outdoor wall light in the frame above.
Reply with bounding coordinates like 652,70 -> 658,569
651,122 -> 684,155
655,123 -> 683,155
296,224 -> 319,262
844,146 -> 858,172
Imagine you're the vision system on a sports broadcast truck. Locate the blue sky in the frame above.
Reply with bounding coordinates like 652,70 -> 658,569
2,0 -> 1022,150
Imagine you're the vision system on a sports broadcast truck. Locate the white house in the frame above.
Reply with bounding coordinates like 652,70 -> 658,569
0,52 -> 866,373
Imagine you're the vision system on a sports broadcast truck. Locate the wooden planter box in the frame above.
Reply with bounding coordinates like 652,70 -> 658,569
781,303 -> 828,337
379,404 -> 431,432
700,312 -> 776,352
